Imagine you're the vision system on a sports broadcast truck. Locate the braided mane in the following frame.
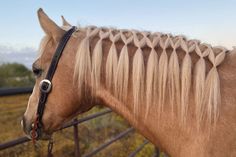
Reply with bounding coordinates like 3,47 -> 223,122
73,26 -> 227,127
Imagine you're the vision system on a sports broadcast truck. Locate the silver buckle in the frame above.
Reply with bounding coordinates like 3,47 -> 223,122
39,79 -> 52,93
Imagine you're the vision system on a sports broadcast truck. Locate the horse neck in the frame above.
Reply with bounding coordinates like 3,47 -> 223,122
73,28 -> 236,157
90,36 -> 197,156
92,45 -> 221,157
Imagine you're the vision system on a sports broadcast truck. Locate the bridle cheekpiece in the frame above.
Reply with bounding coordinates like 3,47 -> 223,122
30,26 -> 76,143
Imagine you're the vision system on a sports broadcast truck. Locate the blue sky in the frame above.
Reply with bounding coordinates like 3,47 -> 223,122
0,0 -> 236,50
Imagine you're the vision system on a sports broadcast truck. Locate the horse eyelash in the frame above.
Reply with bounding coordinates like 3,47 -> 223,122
32,66 -> 42,77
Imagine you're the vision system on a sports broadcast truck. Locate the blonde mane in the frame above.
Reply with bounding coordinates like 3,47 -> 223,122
73,26 -> 227,127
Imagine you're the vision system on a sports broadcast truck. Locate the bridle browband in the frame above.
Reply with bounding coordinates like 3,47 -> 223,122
31,26 -> 76,142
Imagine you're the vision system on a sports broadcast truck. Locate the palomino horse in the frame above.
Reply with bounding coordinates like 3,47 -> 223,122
22,9 -> 236,157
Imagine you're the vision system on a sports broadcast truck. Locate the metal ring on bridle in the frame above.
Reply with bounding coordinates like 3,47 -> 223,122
39,79 -> 52,93
30,130 -> 38,139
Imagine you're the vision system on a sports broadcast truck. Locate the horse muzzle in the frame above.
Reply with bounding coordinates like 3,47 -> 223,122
21,116 -> 52,140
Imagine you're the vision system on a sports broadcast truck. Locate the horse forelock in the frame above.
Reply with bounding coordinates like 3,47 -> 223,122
71,26 -> 227,128
37,35 -> 51,57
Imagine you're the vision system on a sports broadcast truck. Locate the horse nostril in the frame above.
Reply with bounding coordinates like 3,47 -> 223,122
21,116 -> 26,129
20,120 -> 23,128
21,116 -> 32,135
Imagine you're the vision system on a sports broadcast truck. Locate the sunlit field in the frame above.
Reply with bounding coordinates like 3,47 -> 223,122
0,94 -> 156,157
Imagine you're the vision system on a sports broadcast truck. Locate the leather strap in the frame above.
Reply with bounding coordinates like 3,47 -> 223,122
34,26 -> 76,139
45,27 -> 76,81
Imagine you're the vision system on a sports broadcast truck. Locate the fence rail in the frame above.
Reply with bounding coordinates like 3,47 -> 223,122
83,128 -> 135,157
0,109 -> 112,151
0,87 -> 33,96
0,87 -> 160,157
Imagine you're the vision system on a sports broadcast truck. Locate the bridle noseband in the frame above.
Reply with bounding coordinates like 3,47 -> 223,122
30,26 -> 76,142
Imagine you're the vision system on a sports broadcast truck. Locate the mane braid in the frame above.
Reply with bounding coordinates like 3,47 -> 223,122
74,27 -> 99,95
73,26 -> 227,128
91,30 -> 109,93
204,48 -> 226,126
180,38 -> 193,125
158,37 -> 169,118
168,37 -> 181,117
194,42 -> 209,129
132,31 -> 146,118
145,35 -> 159,120
114,32 -> 132,102
105,31 -> 120,93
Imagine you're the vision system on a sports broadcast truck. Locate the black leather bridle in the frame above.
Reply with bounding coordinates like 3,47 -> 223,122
31,26 -> 76,141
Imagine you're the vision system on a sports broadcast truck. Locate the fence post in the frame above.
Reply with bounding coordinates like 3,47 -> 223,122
152,147 -> 160,157
73,118 -> 81,157
155,147 -> 160,157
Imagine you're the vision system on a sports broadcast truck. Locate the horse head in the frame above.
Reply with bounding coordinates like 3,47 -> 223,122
22,9 -> 93,140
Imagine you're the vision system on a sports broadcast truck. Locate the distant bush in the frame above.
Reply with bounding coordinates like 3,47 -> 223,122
0,63 -> 34,87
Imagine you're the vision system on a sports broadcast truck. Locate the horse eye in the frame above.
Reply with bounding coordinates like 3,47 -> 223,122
32,66 -> 42,77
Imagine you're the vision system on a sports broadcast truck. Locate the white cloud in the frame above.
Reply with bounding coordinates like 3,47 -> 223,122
0,45 -> 37,69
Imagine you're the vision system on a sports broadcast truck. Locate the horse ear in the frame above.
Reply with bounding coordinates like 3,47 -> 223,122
37,8 -> 65,42
61,16 -> 72,27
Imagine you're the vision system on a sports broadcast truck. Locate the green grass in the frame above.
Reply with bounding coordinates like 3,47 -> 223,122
0,94 -> 156,157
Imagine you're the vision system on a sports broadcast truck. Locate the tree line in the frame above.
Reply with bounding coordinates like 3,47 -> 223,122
0,63 -> 34,88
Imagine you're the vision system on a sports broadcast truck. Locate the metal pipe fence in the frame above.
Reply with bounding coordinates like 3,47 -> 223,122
0,109 -> 112,151
83,128 -> 134,157
0,87 -> 160,157
128,140 -> 149,157
0,87 -> 33,96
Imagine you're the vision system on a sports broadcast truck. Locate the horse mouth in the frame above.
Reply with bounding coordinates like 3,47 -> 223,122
21,120 -> 53,141
26,128 -> 53,141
